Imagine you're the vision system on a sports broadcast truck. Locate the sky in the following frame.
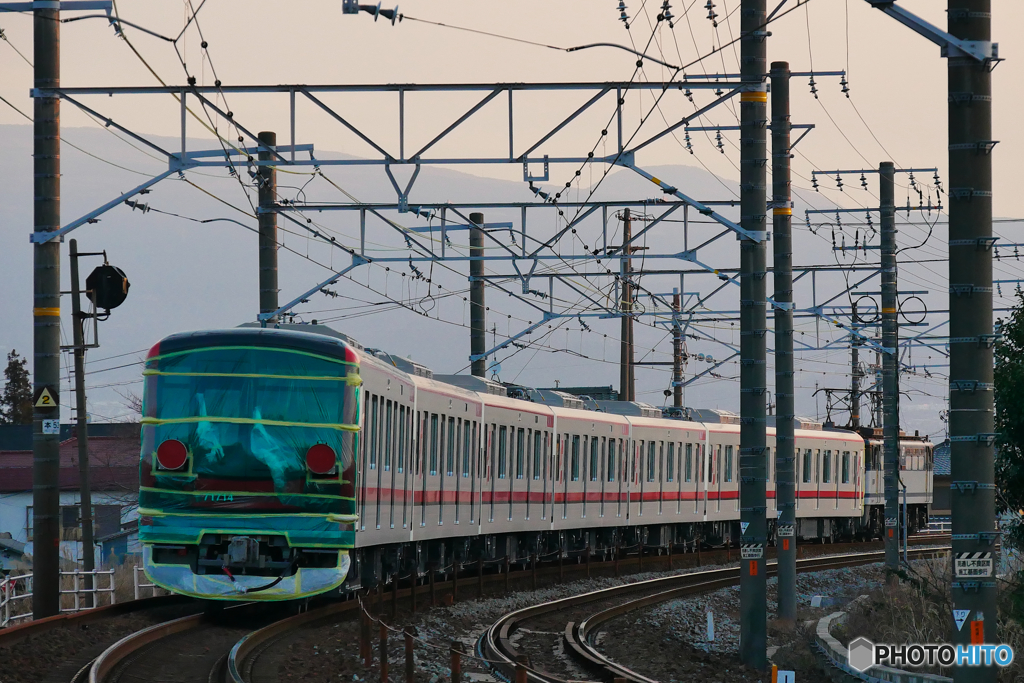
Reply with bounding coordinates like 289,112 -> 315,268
1,0 -> 1021,440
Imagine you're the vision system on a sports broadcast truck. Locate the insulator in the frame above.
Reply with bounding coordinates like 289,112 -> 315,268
811,175 -> 819,191
715,129 -> 724,153
1015,246 -> 1020,260
684,131 -> 693,154
684,88 -> 694,102
840,74 -> 850,97
617,0 -> 629,24
835,173 -> 843,191
995,246 -> 1001,260
860,173 -> 868,190
809,75 -> 818,99
705,0 -> 718,25
908,172 -> 916,190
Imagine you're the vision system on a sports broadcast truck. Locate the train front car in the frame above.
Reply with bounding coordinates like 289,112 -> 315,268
137,328 -> 360,600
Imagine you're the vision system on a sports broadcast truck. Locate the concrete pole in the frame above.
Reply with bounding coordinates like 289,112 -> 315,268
32,0 -> 62,619
851,303 -> 861,429
880,162 -> 900,579
257,132 -> 279,324
470,212 -> 486,377
770,62 -> 796,626
620,209 -> 634,402
738,0 -> 768,668
947,2 -> 997,677
672,289 -> 683,408
69,240 -> 94,605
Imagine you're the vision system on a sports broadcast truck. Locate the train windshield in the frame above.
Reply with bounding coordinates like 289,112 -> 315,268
142,346 -> 359,490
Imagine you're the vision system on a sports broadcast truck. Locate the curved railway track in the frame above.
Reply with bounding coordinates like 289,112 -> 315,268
481,545 -> 951,683
45,533 -> 948,683
85,603 -> 291,683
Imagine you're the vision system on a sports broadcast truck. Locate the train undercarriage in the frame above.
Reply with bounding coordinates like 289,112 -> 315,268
344,505 -> 931,589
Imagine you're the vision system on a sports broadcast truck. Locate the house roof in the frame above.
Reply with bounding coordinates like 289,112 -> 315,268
0,423 -> 140,493
933,439 -> 951,476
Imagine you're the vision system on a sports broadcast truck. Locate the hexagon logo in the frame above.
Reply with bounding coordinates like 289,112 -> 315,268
848,636 -> 875,672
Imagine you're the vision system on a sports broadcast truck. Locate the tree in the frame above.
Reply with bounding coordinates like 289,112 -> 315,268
996,293 -> 1024,544
0,350 -> 32,425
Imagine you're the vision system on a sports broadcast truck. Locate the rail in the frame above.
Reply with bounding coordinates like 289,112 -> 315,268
481,545 -> 951,683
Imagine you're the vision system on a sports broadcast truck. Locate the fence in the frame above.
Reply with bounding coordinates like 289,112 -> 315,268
133,565 -> 161,600
1,569 -> 117,628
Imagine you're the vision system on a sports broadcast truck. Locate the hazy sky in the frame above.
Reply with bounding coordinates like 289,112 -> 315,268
0,0 -> 1021,214
1,0 -> 1020,440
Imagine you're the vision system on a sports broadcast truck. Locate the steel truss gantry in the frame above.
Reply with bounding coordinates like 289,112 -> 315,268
34,76 -> 899,372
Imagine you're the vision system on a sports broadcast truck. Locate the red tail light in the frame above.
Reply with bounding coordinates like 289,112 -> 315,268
306,444 -> 337,475
156,439 -> 189,470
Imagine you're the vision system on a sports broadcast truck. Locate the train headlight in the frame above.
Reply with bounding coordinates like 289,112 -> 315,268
306,443 -> 338,475
156,439 -> 189,471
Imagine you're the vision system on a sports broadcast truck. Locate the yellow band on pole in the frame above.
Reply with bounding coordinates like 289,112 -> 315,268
740,91 -> 768,103
773,208 -> 792,216
651,176 -> 661,185
33,307 -> 60,317
882,308 -> 897,314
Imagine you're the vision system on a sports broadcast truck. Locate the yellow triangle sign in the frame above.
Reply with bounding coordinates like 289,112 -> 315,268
35,387 -> 56,408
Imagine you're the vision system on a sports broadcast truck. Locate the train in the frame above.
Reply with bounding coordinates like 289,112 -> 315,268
137,325 -> 934,601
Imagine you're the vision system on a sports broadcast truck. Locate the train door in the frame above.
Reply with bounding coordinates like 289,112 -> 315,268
701,438 -> 709,519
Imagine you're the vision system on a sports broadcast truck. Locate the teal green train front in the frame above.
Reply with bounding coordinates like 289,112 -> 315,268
138,328 -> 360,601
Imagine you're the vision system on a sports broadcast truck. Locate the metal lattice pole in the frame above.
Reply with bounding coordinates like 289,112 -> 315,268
258,131 -> 279,323
880,161 -> 900,578
470,212 -> 486,377
69,240 -> 94,607
738,0 -> 768,668
31,0 -> 62,619
770,61 -> 796,626
948,1 -> 997,678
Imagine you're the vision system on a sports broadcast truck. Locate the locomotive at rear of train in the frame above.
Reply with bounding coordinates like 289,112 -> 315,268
138,324 -> 933,600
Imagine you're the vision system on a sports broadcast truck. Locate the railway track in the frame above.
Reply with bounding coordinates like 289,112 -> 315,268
480,545 -> 951,683
41,533 -> 948,683
85,603 -> 291,683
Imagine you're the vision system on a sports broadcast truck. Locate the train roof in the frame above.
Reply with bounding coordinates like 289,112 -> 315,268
153,326 -> 356,360
253,323 -> 868,442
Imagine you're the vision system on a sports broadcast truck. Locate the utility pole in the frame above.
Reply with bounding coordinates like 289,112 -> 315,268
946,2 -> 998,674
672,289 -> 683,409
619,209 -> 634,402
880,162 -> 900,579
470,212 -> 486,377
850,302 -> 861,429
874,350 -> 883,427
738,0 -> 768,668
862,1 -> 998,674
32,0 -> 62,619
770,61 -> 796,627
258,131 -> 279,323
69,240 -> 94,606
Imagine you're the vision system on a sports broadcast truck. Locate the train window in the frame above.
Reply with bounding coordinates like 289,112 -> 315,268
842,451 -> 850,484
516,428 -> 526,479
462,422 -> 472,477
533,431 -> 542,479
369,395 -> 379,470
429,414 -> 439,476
684,444 -> 692,482
724,445 -> 734,483
384,401 -> 394,472
766,447 -> 771,482
606,439 -> 616,482
590,437 -> 600,482
397,405 -> 406,473
646,442 -> 656,482
823,450 -> 832,483
450,417 -> 462,475
667,443 -> 675,482
416,411 -> 423,476
715,445 -> 722,483
498,426 -> 508,479
569,435 -> 580,481
802,449 -> 812,483
815,450 -> 821,483
659,442 -> 665,483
